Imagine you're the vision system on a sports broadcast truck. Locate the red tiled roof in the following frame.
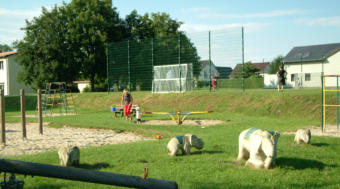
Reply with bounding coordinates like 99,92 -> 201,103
0,51 -> 17,58
229,62 -> 270,78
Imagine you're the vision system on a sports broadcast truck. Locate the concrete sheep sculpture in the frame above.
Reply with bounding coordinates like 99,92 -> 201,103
294,129 -> 311,144
237,128 -> 280,169
167,134 -> 204,156
58,146 -> 80,167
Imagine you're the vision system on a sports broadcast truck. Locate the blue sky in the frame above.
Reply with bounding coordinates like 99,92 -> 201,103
1,0 -> 339,67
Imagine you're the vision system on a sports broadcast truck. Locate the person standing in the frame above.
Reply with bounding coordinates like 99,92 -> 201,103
121,89 -> 133,121
276,66 -> 287,92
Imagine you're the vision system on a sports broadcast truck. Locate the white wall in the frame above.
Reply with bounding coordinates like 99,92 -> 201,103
284,51 -> 340,88
0,58 -> 8,95
199,65 -> 218,81
263,74 -> 277,88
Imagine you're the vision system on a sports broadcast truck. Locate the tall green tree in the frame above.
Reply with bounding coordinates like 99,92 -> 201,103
15,5 -> 79,88
16,0 -> 124,90
269,55 -> 284,74
0,44 -> 13,52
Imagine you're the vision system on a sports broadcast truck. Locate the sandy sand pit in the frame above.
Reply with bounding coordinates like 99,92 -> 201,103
142,119 -> 224,126
284,125 -> 340,138
12,113 -> 77,118
0,123 -> 148,157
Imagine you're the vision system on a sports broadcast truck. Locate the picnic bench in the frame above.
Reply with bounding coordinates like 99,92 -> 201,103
111,105 -> 138,118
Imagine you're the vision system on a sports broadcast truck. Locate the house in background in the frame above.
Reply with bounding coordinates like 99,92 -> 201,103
283,42 -> 340,88
199,60 -> 219,81
0,51 -> 35,96
229,62 -> 270,78
215,66 -> 232,79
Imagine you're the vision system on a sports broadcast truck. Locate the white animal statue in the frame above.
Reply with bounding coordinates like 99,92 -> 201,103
237,128 -> 280,169
167,134 -> 204,156
294,129 -> 311,144
58,146 -> 80,167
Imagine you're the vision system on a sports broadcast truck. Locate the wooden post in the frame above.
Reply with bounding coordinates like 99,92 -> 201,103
38,89 -> 43,134
20,89 -> 26,139
0,89 -> 5,145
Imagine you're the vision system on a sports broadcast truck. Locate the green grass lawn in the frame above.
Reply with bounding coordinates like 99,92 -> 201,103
2,90 -> 340,188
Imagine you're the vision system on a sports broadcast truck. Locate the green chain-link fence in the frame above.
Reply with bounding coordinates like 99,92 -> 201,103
107,27 -> 263,93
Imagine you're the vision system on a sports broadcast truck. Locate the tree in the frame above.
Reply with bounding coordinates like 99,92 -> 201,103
269,55 -> 284,74
16,0 -> 124,90
233,62 -> 260,78
15,5 -> 79,88
0,44 -> 12,52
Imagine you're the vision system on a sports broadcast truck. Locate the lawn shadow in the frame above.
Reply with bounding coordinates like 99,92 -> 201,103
77,162 -> 111,170
191,150 -> 224,155
276,157 -> 325,170
30,183 -> 67,189
311,142 -> 329,147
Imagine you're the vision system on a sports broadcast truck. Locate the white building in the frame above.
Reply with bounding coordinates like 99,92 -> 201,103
0,51 -> 35,96
283,43 -> 340,88
199,60 -> 219,81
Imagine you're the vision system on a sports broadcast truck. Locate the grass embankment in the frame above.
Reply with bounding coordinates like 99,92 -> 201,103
3,89 -> 340,188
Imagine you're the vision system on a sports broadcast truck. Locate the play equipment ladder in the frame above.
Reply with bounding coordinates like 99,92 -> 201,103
40,82 -> 76,115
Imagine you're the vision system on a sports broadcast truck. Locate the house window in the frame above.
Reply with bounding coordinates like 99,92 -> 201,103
305,73 -> 311,81
291,74 -> 295,82
0,83 -> 4,91
0,61 -> 3,70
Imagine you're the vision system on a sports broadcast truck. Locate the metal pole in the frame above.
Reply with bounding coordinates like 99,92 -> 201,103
128,40 -> 131,91
178,34 -> 182,93
0,89 -> 5,145
0,159 -> 178,189
151,38 -> 154,93
321,73 -> 324,132
209,31 -> 211,92
242,27 -> 245,92
323,74 -> 326,132
337,76 -> 339,130
20,89 -> 26,139
38,89 -> 43,134
106,44 -> 110,93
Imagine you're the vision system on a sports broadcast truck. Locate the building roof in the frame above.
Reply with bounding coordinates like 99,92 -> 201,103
284,43 -> 340,63
215,66 -> 232,78
200,60 -> 216,69
0,51 -> 17,58
229,62 -> 269,78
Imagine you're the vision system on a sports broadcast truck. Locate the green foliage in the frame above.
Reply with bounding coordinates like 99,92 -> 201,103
233,62 -> 260,78
269,55 -> 284,74
0,44 -> 13,52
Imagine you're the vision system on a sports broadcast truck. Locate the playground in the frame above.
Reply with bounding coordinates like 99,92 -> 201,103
1,88 -> 340,188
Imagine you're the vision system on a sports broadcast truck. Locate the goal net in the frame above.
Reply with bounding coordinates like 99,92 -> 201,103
152,64 -> 194,93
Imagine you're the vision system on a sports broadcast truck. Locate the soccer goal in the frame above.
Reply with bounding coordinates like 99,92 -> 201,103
152,64 -> 194,93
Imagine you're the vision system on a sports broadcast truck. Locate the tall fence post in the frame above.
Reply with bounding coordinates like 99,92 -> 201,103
321,73 -> 324,132
127,40 -> 131,91
20,89 -> 26,139
38,89 -> 43,135
0,89 -> 5,145
337,76 -> 339,130
241,27 -> 245,92
178,34 -> 182,93
151,38 -> 154,93
209,31 -> 211,92
106,44 -> 110,93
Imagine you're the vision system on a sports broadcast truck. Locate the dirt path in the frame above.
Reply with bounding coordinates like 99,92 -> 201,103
0,123 -> 148,157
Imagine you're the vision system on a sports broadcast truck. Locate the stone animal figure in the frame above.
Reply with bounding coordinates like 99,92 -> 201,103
58,146 -> 80,167
167,134 -> 204,156
237,128 -> 280,169
294,129 -> 311,144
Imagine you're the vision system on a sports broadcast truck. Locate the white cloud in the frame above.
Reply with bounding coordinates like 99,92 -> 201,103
198,9 -> 302,19
295,16 -> 340,27
0,8 -> 41,18
180,22 -> 270,33
184,7 -> 211,13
